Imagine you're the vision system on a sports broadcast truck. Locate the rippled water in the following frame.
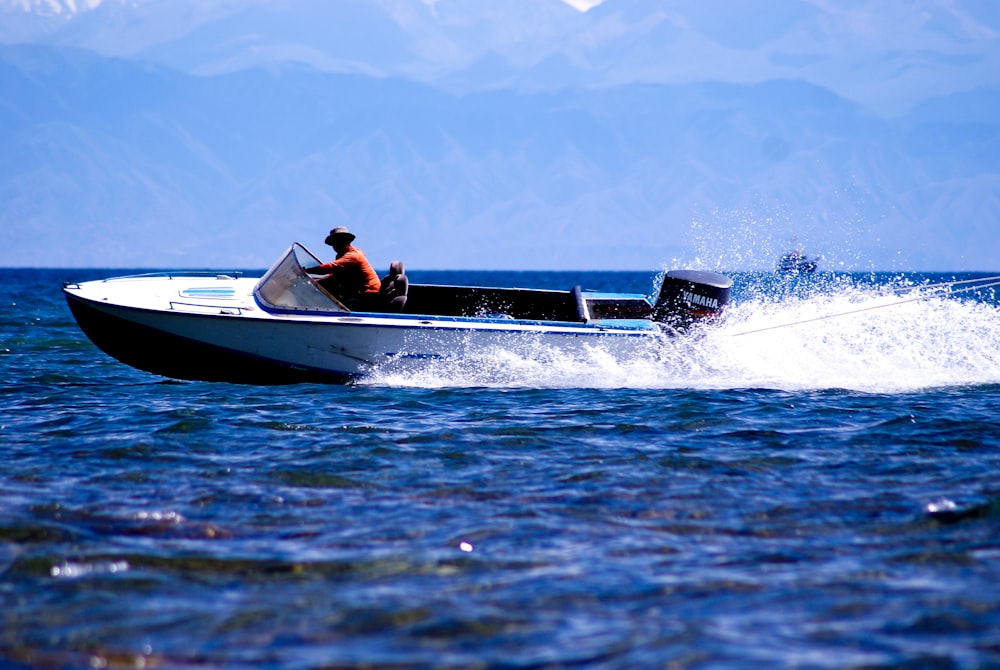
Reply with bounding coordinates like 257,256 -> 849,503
3,268 -> 1000,668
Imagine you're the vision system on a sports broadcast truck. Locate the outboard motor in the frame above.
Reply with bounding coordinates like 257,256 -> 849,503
652,270 -> 732,329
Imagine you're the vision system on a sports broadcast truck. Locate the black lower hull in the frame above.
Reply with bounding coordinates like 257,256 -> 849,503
65,293 -> 351,385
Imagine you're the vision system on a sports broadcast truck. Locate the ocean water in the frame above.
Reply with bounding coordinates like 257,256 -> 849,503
2,267 -> 1000,669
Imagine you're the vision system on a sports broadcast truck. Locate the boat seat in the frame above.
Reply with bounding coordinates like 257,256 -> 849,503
380,260 -> 408,312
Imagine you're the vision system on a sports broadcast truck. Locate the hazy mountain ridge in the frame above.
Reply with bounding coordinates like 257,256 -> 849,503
1,44 -> 997,270
2,0 -> 998,116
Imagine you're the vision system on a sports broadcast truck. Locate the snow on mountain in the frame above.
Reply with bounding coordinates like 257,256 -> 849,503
561,0 -> 604,11
0,0 -> 104,44
0,0 -> 103,16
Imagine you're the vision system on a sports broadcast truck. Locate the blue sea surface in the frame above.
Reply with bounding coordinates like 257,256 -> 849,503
2,267 -> 1000,668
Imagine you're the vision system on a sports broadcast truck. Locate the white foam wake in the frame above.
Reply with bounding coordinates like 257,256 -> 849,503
708,289 -> 1000,392
364,286 -> 1000,392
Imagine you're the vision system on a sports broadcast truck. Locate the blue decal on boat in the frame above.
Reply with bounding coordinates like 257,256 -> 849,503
181,287 -> 237,298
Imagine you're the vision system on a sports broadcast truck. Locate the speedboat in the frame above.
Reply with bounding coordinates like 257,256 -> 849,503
776,249 -> 817,274
64,243 -> 732,384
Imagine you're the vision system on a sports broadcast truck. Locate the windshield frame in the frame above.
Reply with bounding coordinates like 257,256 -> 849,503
253,243 -> 350,314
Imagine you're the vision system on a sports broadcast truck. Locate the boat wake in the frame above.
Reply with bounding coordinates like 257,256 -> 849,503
708,286 -> 1000,392
365,282 -> 1000,392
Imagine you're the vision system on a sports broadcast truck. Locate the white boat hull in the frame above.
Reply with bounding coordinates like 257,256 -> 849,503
64,276 -> 658,384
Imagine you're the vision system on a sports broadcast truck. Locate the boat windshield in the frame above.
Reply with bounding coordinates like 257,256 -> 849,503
254,243 -> 348,313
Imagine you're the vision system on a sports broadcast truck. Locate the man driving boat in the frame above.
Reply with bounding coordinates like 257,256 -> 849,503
304,226 -> 381,309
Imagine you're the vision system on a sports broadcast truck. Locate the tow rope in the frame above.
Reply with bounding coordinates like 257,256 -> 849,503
730,274 -> 1000,337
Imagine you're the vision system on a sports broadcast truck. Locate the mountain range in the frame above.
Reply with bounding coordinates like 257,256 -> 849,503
5,0 -> 997,115
1,0 -> 998,270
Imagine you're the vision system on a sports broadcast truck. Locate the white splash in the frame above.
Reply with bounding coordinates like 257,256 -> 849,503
365,285 -> 1000,392
710,289 -> 1000,392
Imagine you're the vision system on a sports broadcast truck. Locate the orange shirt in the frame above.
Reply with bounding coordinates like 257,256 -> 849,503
317,245 -> 381,298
